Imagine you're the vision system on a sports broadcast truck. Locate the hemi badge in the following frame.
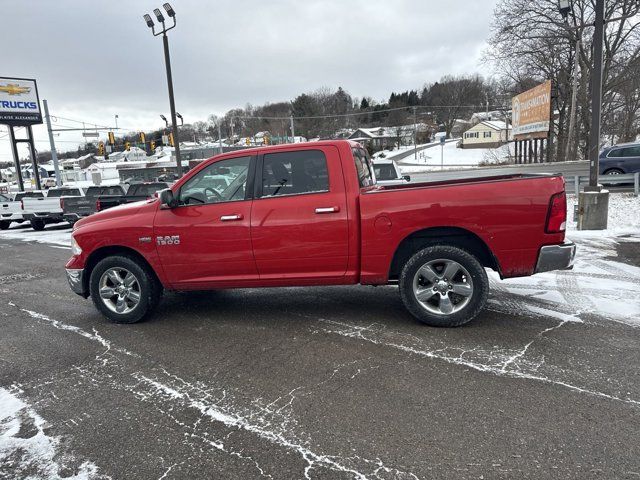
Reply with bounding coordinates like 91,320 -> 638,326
139,236 -> 152,243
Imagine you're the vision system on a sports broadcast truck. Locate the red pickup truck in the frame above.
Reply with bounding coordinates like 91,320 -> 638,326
66,140 -> 575,327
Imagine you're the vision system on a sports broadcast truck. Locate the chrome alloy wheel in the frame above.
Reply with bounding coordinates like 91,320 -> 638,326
98,268 -> 141,315
412,259 -> 473,315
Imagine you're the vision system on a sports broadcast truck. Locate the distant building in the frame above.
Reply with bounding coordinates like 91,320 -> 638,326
461,121 -> 511,149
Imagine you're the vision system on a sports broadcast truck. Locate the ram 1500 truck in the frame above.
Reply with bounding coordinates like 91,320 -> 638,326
95,182 -> 169,212
23,187 -> 84,230
0,191 -> 44,229
66,140 -> 575,326
63,185 -> 126,225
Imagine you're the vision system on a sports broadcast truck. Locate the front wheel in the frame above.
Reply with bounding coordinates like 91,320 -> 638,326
0,221 -> 10,230
89,255 -> 162,324
399,246 -> 489,327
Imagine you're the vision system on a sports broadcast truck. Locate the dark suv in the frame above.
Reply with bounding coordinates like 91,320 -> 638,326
599,143 -> 640,176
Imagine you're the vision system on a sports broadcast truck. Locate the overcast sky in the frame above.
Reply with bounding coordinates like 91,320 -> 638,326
1,0 -> 499,161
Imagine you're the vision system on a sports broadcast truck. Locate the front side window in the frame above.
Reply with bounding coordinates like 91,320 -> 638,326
352,147 -> 375,187
179,156 -> 250,205
261,150 -> 329,197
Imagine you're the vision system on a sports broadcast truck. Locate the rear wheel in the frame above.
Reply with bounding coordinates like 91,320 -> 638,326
399,245 -> 488,327
89,255 -> 162,324
0,221 -> 10,230
604,168 -> 624,175
30,219 -> 45,231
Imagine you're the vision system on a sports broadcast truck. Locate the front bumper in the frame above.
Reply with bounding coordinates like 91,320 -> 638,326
65,268 -> 87,297
535,242 -> 576,273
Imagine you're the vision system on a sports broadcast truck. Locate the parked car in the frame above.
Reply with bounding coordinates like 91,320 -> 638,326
22,187 -> 84,230
63,185 -> 126,225
66,140 -> 574,326
372,158 -> 410,186
95,182 -> 169,212
599,142 -> 640,176
1,191 -> 45,230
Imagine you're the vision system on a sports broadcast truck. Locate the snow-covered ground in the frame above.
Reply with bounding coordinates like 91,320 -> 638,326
0,387 -> 103,479
372,141 -> 441,160
398,141 -> 513,173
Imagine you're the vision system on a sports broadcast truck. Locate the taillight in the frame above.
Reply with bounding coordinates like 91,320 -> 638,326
96,199 -> 101,211
60,198 -> 64,209
20,200 -> 24,210
546,192 -> 567,233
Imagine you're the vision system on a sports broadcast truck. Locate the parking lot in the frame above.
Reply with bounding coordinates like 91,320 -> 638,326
1,221 -> 639,479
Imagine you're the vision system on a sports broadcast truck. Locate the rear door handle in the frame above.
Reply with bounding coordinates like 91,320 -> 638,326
315,207 -> 339,214
220,214 -> 243,221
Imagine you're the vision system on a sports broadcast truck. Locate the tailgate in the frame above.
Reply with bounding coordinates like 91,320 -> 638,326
66,198 -> 96,215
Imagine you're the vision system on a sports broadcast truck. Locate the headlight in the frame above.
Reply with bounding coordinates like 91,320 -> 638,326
71,237 -> 82,256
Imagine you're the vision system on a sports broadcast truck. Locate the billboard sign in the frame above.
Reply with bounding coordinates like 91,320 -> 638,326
0,77 -> 42,126
512,80 -> 552,140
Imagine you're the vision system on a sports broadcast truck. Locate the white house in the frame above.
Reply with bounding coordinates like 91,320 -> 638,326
461,121 -> 511,149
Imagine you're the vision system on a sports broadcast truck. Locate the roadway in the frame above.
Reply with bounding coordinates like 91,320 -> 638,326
1,236 -> 639,479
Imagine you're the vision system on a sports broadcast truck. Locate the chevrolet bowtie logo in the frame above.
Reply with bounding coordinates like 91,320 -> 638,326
0,84 -> 31,96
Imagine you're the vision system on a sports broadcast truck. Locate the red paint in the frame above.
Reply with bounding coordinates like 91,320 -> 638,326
67,140 -> 568,290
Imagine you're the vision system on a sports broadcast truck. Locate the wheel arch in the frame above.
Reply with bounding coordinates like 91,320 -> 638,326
388,226 -> 500,281
83,245 -> 161,295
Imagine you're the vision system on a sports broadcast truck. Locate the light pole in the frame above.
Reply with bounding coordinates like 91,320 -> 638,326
143,3 -> 182,176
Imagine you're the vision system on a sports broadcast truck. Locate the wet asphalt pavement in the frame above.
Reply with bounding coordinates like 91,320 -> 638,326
1,238 -> 639,480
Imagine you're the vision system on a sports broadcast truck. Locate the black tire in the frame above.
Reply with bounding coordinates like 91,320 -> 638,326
89,255 -> 162,324
399,245 -> 489,327
30,219 -> 45,231
603,168 -> 624,175
0,221 -> 10,230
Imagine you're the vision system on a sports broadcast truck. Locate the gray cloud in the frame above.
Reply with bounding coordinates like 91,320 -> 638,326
1,0 -> 498,159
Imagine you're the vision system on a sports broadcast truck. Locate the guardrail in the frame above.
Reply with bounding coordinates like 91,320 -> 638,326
568,172 -> 639,196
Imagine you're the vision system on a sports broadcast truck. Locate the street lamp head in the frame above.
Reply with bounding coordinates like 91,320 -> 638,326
143,14 -> 154,28
558,0 -> 572,19
153,8 -> 165,23
163,3 -> 176,18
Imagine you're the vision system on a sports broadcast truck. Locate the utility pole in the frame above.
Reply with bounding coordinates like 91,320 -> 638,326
565,37 -> 581,162
218,122 -> 223,152
43,100 -> 62,187
162,31 -> 182,176
290,115 -> 295,143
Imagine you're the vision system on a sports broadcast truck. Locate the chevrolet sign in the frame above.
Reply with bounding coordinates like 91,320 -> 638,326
0,77 -> 42,126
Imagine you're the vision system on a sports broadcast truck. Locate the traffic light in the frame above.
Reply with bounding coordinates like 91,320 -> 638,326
108,131 -> 115,145
168,133 -> 174,146
150,140 -> 156,151
125,141 -> 131,151
98,141 -> 105,155
139,132 -> 146,143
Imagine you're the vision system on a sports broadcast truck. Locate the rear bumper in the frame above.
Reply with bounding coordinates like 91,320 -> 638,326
63,213 -> 91,222
65,268 -> 88,297
535,242 -> 576,273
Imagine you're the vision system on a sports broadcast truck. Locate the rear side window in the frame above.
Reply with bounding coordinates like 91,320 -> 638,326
352,148 -> 375,187
608,149 -> 624,158
132,183 -> 168,197
373,164 -> 398,181
261,150 -> 329,197
622,146 -> 640,157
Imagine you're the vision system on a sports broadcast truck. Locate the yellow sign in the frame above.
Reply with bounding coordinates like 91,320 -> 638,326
512,80 -> 552,140
0,83 -> 31,96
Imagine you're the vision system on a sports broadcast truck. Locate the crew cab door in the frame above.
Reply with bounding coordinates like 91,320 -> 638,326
154,155 -> 258,288
250,146 -> 349,281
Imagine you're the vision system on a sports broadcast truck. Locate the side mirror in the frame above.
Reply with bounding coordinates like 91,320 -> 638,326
159,188 -> 178,209
403,175 -> 411,182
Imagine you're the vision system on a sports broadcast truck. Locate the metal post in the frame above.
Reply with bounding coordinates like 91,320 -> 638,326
290,115 -> 295,144
162,32 -> 182,176
634,172 -> 639,197
587,0 -> 605,191
8,126 -> 24,191
413,107 -> 418,160
440,142 -> 444,170
26,126 -> 41,190
43,100 -> 62,187
574,176 -> 580,196
218,123 -> 222,152
230,119 -> 234,144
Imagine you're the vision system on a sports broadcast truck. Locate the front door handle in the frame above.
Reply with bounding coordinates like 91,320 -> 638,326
315,207 -> 339,214
220,214 -> 243,221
